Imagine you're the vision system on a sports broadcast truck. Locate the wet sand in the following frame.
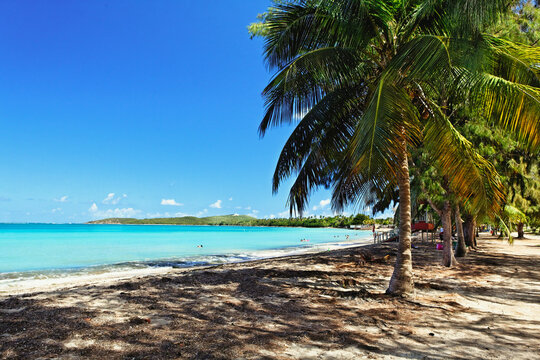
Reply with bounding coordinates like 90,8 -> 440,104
1,233 -> 539,359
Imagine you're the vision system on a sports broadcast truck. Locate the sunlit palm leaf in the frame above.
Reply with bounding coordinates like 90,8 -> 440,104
423,105 -> 506,215
463,71 -> 540,151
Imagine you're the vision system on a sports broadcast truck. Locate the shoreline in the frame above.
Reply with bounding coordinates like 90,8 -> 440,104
0,237 -> 373,297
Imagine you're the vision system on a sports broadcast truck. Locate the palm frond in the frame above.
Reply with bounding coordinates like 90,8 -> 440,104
286,148 -> 333,216
263,0 -> 390,70
259,47 -> 368,135
387,34 -> 453,86
445,0 -> 511,36
272,85 -> 364,194
349,76 -> 422,175
400,0 -> 448,39
423,105 -> 506,216
332,77 -> 422,211
463,70 -> 540,151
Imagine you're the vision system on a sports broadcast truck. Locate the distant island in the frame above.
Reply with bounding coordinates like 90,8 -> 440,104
87,214 -> 393,228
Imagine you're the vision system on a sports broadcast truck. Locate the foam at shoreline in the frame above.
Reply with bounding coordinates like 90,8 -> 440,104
0,237 -> 372,296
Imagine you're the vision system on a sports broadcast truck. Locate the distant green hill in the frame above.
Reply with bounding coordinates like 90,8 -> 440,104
87,214 -> 392,228
87,214 -> 258,226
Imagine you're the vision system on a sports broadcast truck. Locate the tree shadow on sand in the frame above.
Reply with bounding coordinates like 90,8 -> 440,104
1,241 -> 539,359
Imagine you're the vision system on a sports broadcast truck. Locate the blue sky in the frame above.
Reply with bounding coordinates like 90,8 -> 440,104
0,1 -> 392,223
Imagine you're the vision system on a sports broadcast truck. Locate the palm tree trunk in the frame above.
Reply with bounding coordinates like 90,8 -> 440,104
454,204 -> 467,257
387,139 -> 414,297
517,222 -> 525,239
463,216 -> 473,247
472,218 -> 478,248
441,200 -> 457,267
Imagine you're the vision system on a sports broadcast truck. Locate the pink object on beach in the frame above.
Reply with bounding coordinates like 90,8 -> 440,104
436,243 -> 444,250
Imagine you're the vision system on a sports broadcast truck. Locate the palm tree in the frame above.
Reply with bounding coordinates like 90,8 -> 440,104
251,0 -> 540,296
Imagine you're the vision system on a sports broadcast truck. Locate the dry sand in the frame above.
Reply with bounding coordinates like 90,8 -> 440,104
1,233 -> 539,359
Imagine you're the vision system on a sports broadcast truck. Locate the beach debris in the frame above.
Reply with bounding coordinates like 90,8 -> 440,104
109,281 -> 141,291
0,307 -> 26,314
128,317 -> 151,325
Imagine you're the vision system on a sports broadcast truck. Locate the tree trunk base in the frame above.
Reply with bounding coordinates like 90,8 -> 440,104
442,256 -> 458,267
386,274 -> 415,298
387,253 -> 415,297
455,247 -> 467,257
517,223 -> 525,239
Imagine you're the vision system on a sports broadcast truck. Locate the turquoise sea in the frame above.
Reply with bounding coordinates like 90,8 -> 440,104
0,224 -> 370,280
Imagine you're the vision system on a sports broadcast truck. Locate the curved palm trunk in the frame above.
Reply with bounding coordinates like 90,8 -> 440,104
454,204 -> 467,257
441,201 -> 457,267
387,140 -> 414,297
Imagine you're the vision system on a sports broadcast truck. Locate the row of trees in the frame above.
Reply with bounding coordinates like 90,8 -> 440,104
255,214 -> 393,228
250,0 -> 539,296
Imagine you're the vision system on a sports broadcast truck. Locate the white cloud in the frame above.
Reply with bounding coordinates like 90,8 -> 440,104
278,210 -> 289,218
233,213 -> 239,216
89,202 -> 140,218
210,200 -> 222,209
313,198 -> 331,211
197,209 -> 208,216
228,197 -> 233,201
269,214 -> 276,219
105,208 -> 140,218
146,212 -> 168,218
161,199 -> 183,206
51,208 -> 62,213
99,208 -> 140,218
147,211 -> 190,218
102,193 -> 115,203
252,209 -> 259,214
54,195 -> 68,202
245,206 -> 251,210
102,193 -> 127,205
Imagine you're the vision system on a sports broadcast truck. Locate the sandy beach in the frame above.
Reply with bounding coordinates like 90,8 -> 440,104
1,233 -> 540,359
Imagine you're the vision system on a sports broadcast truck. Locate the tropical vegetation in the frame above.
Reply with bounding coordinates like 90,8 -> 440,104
250,0 -> 539,296
87,214 -> 392,227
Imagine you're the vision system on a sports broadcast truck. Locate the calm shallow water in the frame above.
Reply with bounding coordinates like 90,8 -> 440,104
0,224 -> 370,278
